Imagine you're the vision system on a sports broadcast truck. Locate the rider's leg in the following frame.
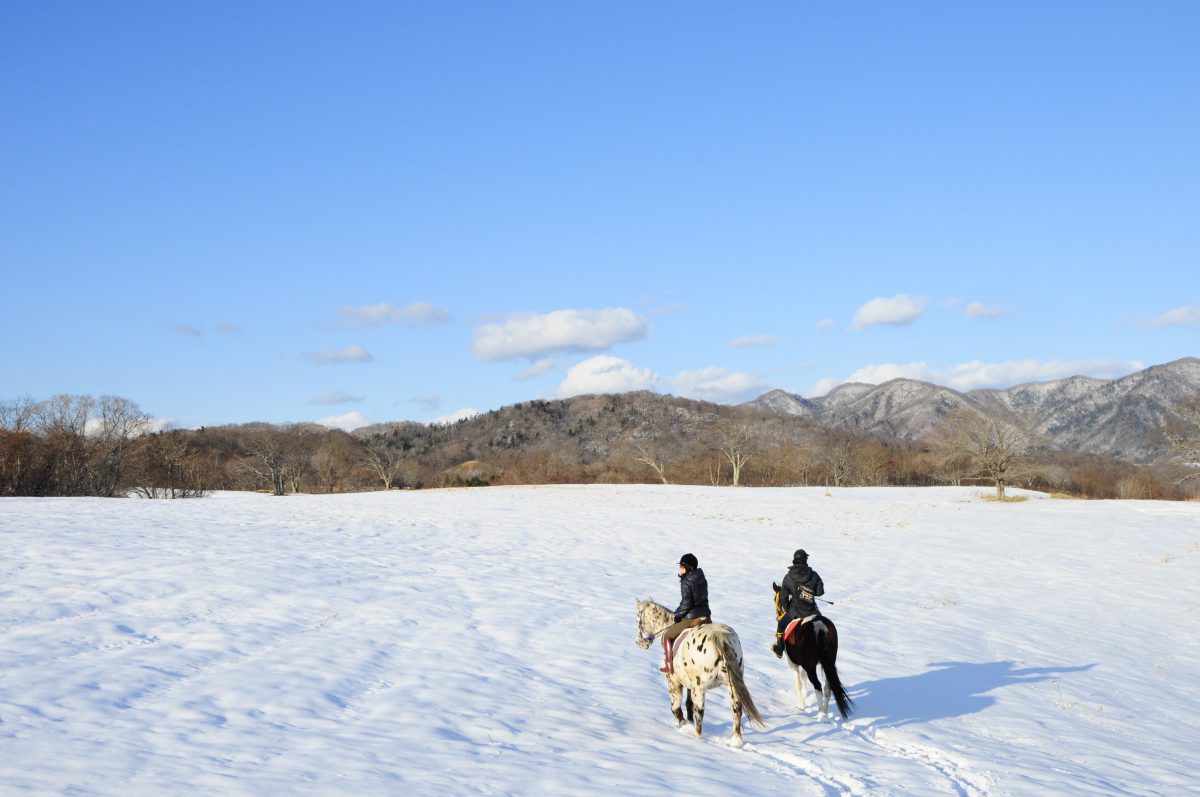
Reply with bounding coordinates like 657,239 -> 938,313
659,620 -> 687,673
772,615 -> 788,657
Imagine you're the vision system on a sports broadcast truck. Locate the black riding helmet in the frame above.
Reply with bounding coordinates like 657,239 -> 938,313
792,548 -> 808,565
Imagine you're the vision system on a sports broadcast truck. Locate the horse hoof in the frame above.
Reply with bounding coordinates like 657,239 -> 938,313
731,737 -> 744,749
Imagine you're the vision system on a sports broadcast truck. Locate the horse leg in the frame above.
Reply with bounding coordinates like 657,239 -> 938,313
668,678 -> 685,726
692,684 -> 706,737
685,689 -> 694,723
726,671 -> 744,748
803,663 -> 824,718
790,658 -> 807,710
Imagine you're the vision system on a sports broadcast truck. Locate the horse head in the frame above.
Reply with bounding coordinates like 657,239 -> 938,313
635,597 -> 668,649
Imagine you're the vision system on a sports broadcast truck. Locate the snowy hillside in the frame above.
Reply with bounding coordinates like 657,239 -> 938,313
2,486 -> 1198,796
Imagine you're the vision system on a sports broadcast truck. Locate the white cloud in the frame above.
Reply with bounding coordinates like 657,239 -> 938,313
429,408 -> 481,426
316,411 -> 370,432
671,368 -> 766,404
852,294 -> 928,330
804,377 -> 841,397
145,417 -> 176,433
310,391 -> 364,405
730,335 -> 781,349
216,323 -> 241,334
514,358 -> 562,381
473,308 -> 650,361
815,318 -> 838,332
306,346 -> 373,364
809,358 -> 1145,395
964,301 -> 1010,320
557,355 -> 659,397
1139,306 -> 1200,328
338,302 -> 450,326
845,362 -> 939,384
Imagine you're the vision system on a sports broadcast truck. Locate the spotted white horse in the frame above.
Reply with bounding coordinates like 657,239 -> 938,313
635,598 -> 764,747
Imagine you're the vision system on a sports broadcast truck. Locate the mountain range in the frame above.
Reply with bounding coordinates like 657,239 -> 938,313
744,357 -> 1200,463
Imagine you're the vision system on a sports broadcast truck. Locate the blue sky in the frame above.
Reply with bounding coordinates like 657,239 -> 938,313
2,2 -> 1197,430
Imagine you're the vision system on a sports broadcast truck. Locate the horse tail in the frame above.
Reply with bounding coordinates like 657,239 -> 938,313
717,631 -> 765,728
816,623 -> 855,719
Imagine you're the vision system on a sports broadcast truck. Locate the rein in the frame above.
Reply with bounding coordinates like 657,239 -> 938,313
639,607 -> 676,643
642,621 -> 674,642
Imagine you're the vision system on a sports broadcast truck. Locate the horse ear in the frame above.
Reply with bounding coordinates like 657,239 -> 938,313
772,582 -> 780,591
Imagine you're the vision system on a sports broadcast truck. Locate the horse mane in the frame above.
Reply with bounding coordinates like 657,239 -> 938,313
642,598 -> 671,615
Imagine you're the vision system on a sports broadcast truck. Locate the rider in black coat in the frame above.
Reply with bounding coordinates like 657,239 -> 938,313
773,548 -> 824,658
674,554 -> 711,621
659,553 -> 712,674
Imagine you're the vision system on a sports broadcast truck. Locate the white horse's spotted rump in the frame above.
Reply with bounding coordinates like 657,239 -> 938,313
636,598 -> 764,747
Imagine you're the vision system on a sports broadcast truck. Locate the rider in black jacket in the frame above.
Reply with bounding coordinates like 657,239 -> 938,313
773,548 -> 824,658
659,553 -> 712,674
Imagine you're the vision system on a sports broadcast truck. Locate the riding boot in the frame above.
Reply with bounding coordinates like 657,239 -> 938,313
771,632 -> 785,658
659,636 -> 673,674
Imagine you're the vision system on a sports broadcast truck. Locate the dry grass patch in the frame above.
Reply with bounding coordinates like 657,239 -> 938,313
980,494 -> 1029,503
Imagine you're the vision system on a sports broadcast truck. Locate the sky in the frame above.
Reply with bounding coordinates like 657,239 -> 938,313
2,2 -> 1197,431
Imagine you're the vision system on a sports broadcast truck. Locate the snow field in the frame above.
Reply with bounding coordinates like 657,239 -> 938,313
1,485 -> 1198,796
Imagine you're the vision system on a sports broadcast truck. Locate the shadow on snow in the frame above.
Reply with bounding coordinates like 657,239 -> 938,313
848,659 -> 1096,729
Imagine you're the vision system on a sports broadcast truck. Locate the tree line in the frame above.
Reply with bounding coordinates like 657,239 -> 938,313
2,392 -> 1198,500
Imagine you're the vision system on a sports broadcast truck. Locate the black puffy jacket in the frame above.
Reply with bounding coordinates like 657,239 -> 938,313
781,564 -> 823,620
675,568 -> 711,620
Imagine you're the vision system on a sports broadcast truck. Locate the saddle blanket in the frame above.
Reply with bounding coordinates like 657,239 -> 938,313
665,618 -> 711,661
784,614 -> 825,644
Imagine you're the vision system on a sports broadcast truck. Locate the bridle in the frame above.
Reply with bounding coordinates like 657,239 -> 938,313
638,608 -> 675,645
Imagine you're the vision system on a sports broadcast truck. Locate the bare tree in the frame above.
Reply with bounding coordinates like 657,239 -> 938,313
819,432 -> 855,488
241,431 -> 290,495
281,425 -> 317,494
630,441 -> 670,485
944,409 -> 1029,500
1164,395 -> 1200,484
713,422 -> 759,487
0,397 -> 40,495
361,439 -> 409,490
89,395 -> 152,496
130,432 -> 208,498
851,439 -> 891,486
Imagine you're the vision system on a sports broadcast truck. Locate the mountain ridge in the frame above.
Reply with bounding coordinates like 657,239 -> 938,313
743,357 -> 1200,462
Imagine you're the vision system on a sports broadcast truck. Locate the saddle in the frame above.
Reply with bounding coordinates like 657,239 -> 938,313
660,617 -> 711,674
783,614 -> 825,645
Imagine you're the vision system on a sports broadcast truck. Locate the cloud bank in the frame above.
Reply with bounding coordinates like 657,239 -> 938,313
429,408 -> 481,426
473,308 -> 649,361
1139,306 -> 1200,328
316,411 -> 370,431
730,335 -> 781,349
306,346 -> 373,364
964,301 -> 1009,319
557,355 -> 658,397
852,294 -> 927,330
338,302 -> 450,327
556,356 -> 765,404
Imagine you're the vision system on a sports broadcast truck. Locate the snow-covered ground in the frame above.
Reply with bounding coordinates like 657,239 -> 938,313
2,486 -> 1198,796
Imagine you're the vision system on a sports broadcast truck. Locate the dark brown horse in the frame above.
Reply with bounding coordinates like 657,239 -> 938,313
773,583 -> 854,720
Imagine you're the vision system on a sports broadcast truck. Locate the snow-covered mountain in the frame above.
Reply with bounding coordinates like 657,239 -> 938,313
745,357 -> 1200,462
